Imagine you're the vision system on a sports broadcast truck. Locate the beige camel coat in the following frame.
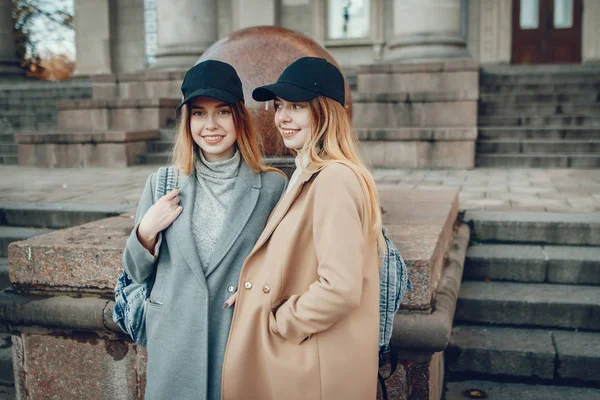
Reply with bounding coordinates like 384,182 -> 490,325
221,162 -> 380,400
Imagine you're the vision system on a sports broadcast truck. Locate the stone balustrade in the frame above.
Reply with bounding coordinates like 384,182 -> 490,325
1,187 -> 468,399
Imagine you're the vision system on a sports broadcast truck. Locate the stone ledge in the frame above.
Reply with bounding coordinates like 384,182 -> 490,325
0,291 -> 117,332
56,98 -> 180,110
14,130 -> 159,144
353,91 -> 478,103
392,224 -> 469,352
0,223 -> 470,351
8,215 -> 133,293
357,127 -> 478,141
7,189 -> 459,310
359,58 -> 479,74
91,70 -> 186,84
379,189 -> 459,309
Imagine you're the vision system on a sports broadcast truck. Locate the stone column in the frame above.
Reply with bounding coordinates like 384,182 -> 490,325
583,0 -> 600,63
232,0 -> 279,30
386,0 -> 470,61
153,0 -> 218,69
73,0 -> 113,76
0,0 -> 24,78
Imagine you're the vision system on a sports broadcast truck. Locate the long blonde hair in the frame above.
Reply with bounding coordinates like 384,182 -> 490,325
301,96 -> 382,231
171,101 -> 283,176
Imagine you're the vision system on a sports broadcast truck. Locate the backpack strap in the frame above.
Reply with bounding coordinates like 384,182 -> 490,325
154,166 -> 179,200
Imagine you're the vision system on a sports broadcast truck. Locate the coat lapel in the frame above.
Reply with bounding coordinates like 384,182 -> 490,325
248,166 -> 318,259
166,168 -> 208,288
205,162 -> 261,277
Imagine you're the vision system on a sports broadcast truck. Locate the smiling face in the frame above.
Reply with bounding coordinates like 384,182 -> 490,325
188,96 -> 237,162
273,97 -> 311,151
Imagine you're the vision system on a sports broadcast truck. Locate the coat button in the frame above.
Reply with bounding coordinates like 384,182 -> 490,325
227,285 -> 235,293
263,285 -> 270,294
244,281 -> 252,290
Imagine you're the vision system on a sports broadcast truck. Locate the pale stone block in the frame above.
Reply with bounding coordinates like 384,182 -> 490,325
353,101 -> 477,128
360,141 -> 475,169
583,0 -> 600,63
357,71 -> 479,94
478,0 -> 512,64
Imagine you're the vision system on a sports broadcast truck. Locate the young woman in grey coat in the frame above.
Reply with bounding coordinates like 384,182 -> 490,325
121,60 -> 287,400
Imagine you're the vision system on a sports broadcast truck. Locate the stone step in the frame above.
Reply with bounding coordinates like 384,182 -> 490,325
481,72 -> 600,84
477,140 -> 600,155
479,115 -> 600,127
478,127 -> 600,140
445,380 -> 600,400
455,281 -> 600,330
0,259 -> 9,289
0,226 -> 55,258
479,103 -> 600,117
146,140 -> 173,153
481,82 -> 600,94
0,119 -> 57,132
465,244 -> 600,285
0,155 -> 16,165
0,100 -> 58,112
0,335 -> 13,388
0,144 -> 17,155
446,326 -> 600,385
159,128 -> 177,140
0,134 -> 14,143
465,211 -> 600,246
136,151 -> 170,165
0,202 -> 131,229
56,98 -> 179,131
480,92 -> 600,104
475,153 -> 600,168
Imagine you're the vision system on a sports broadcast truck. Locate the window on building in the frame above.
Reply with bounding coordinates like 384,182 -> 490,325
327,0 -> 370,40
554,0 -> 574,29
520,0 -> 540,30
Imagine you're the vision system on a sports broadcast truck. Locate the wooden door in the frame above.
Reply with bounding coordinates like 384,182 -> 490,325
512,0 -> 582,64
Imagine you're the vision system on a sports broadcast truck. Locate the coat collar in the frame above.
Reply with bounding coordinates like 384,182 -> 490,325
166,160 -> 261,285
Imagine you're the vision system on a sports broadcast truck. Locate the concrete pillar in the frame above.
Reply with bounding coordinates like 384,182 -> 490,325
582,0 -> 600,63
232,0 -> 279,30
476,0 -> 512,64
0,0 -> 24,78
73,0 -> 113,75
386,0 -> 470,61
111,0 -> 146,73
153,0 -> 218,69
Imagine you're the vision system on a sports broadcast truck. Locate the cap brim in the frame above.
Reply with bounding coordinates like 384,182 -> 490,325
252,82 -> 320,103
177,88 -> 242,110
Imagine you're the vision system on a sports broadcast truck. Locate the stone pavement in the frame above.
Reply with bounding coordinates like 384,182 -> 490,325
374,168 -> 600,213
0,165 -> 599,213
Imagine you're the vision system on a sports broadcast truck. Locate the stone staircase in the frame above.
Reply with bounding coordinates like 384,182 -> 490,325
0,80 -> 92,165
477,65 -> 600,168
444,211 -> 600,399
135,128 -> 176,165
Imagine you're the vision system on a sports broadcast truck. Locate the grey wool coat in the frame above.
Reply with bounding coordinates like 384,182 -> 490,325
122,161 -> 287,400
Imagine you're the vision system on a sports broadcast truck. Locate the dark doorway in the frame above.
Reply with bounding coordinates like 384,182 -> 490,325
512,0 -> 582,64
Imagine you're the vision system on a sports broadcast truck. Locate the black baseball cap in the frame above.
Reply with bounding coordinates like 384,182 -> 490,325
177,60 -> 244,110
252,57 -> 345,106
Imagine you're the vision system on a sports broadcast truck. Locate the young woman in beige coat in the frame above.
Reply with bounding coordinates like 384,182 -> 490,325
221,57 -> 382,400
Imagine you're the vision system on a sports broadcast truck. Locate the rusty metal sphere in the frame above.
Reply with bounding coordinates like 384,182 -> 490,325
197,26 -> 352,157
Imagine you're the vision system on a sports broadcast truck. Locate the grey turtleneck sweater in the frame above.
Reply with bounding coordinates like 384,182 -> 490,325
192,149 -> 241,272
